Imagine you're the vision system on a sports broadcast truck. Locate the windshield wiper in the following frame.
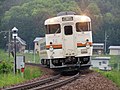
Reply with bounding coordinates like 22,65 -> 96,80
54,28 -> 60,35
78,27 -> 83,32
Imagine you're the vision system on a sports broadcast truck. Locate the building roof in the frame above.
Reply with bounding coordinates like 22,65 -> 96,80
93,43 -> 104,50
33,37 -> 43,42
16,37 -> 26,45
93,43 -> 104,46
92,57 -> 111,60
109,46 -> 120,50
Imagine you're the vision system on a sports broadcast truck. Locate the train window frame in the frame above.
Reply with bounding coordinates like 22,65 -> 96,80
76,22 -> 90,32
45,24 -> 61,34
64,25 -> 73,35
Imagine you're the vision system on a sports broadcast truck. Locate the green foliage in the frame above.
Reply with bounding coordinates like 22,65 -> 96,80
25,53 -> 40,63
0,50 -> 7,60
86,3 -> 100,15
97,70 -> 120,87
109,55 -> 120,70
0,73 -> 25,88
1,0 -> 81,49
0,66 -> 43,88
0,0 -> 120,50
0,49 -> 13,74
24,66 -> 43,79
0,60 -> 13,74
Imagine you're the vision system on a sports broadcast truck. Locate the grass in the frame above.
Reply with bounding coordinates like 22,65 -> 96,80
95,69 -> 120,87
24,66 -> 43,80
0,49 -> 40,63
0,66 -> 43,88
22,53 -> 40,64
0,73 -> 25,87
0,49 -> 13,61
109,55 -> 120,70
0,49 -> 43,88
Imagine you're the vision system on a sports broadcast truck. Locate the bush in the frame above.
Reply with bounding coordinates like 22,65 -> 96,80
0,60 -> 13,74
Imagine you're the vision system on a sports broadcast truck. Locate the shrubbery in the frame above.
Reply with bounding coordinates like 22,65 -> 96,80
0,60 -> 13,74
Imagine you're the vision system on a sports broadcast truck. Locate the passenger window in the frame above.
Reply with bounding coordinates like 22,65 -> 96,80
76,22 -> 90,32
99,62 -> 101,66
102,61 -> 106,64
64,26 -> 73,35
45,24 -> 61,34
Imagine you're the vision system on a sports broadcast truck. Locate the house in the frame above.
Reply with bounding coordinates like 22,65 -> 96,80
16,37 -> 26,53
33,37 -> 43,53
11,37 -> 26,53
93,43 -> 104,55
91,57 -> 111,70
109,46 -> 120,55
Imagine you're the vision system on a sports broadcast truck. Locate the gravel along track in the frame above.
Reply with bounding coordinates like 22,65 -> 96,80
55,71 -> 119,90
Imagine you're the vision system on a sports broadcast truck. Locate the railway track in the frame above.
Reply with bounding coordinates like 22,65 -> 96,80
5,74 -> 61,90
25,63 -> 42,67
4,73 -> 79,90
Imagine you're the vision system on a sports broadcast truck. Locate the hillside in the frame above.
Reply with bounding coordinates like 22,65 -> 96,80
0,0 -> 120,50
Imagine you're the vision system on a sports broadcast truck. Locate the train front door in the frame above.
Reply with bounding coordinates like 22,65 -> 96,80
63,24 -> 76,56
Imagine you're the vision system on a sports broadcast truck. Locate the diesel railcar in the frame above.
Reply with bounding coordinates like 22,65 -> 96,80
40,12 -> 93,71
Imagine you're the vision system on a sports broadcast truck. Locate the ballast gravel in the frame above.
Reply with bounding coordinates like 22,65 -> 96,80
55,71 -> 119,90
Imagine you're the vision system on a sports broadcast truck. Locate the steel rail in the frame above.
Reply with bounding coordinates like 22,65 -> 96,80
25,63 -> 45,67
5,74 -> 61,90
30,73 -> 79,90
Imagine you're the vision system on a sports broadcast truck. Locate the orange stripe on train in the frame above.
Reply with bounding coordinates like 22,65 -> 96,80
77,42 -> 93,47
46,44 -> 62,49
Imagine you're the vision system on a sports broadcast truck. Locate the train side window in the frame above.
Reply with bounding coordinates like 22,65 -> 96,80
45,24 -> 61,34
76,22 -> 90,32
64,26 -> 73,35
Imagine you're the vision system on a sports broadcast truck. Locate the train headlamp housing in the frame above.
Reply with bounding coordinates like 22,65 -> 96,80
86,43 -> 90,49
49,45 -> 53,52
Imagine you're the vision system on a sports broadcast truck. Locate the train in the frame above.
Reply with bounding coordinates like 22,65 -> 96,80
39,11 -> 93,71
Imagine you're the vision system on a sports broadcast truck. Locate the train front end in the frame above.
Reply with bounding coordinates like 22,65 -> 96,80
41,12 -> 93,71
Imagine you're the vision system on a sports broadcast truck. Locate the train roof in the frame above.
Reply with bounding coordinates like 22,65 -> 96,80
45,15 -> 91,25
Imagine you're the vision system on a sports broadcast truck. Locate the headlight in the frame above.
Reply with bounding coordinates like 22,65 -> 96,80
86,43 -> 90,49
49,45 -> 53,51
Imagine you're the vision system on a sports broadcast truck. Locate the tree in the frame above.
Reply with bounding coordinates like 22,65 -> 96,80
1,0 -> 81,49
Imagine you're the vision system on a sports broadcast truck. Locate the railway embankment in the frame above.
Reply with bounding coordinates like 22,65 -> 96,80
2,64 -> 119,90
55,71 -> 119,90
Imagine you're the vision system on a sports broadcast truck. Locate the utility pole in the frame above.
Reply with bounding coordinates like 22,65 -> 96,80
34,49 -> 36,63
12,27 -> 18,74
104,31 -> 109,55
104,30 -> 107,54
8,30 -> 11,60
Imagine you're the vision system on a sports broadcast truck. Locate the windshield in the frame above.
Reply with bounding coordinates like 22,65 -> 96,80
76,22 -> 90,32
45,24 -> 61,34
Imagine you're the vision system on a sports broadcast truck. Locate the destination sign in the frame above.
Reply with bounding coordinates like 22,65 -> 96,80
62,17 -> 73,21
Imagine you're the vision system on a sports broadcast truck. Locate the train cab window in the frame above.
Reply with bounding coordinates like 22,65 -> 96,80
64,26 -> 73,35
76,22 -> 90,32
45,24 -> 61,34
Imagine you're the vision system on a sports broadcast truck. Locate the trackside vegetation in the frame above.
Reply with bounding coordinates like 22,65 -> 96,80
24,53 -> 40,63
0,66 -> 43,88
96,70 -> 120,87
0,50 -> 43,88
